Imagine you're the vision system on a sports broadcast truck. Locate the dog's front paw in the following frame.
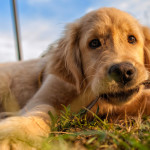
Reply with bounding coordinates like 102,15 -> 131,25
0,116 -> 50,150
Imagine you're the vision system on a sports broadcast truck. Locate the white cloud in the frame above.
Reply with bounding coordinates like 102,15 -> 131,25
20,19 -> 63,60
0,19 -> 63,62
0,31 -> 16,62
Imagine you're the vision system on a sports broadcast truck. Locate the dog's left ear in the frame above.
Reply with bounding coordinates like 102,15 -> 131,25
143,26 -> 150,72
63,23 -> 85,92
49,22 -> 85,93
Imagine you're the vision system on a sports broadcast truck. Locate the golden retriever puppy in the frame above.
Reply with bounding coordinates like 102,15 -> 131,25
0,7 -> 150,149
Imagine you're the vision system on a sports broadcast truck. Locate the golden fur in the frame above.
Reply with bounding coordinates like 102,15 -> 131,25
0,7 -> 150,149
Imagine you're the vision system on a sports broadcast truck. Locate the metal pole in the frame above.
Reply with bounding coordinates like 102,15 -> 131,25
12,0 -> 22,61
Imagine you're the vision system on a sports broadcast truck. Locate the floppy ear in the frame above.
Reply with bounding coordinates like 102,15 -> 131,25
50,22 -> 84,93
143,26 -> 150,73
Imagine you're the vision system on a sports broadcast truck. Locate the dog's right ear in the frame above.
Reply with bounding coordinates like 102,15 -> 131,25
143,26 -> 150,73
48,22 -> 84,93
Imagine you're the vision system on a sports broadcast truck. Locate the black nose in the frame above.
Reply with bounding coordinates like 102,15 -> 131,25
108,62 -> 136,85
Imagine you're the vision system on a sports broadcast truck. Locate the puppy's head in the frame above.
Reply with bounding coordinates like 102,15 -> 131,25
50,7 -> 150,105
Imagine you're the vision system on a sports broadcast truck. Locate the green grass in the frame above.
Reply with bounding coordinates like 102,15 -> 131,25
42,105 -> 150,150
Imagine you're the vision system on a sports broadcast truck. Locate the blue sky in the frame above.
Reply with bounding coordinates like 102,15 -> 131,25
0,0 -> 150,62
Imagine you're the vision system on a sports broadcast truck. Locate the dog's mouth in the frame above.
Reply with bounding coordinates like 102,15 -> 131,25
99,80 -> 150,105
85,80 -> 150,112
99,86 -> 140,104
98,80 -> 150,105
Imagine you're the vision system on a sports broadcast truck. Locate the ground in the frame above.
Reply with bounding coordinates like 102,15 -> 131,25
40,105 -> 150,150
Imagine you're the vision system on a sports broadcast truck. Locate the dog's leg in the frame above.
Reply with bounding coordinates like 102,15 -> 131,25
0,75 -> 71,149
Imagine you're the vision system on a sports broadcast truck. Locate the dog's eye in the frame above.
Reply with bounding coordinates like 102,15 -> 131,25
89,39 -> 101,49
128,35 -> 137,44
